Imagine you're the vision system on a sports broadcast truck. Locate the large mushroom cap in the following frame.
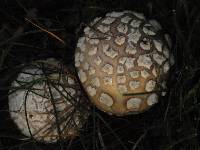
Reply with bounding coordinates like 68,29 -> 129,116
9,58 -> 90,143
75,11 -> 174,116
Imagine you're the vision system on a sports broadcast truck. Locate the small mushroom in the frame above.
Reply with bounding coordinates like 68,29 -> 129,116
9,58 -> 90,143
75,11 -> 174,116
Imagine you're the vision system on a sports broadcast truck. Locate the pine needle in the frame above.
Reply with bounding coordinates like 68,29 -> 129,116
25,17 -> 65,45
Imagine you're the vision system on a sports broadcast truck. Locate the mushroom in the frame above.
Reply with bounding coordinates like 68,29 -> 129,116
9,58 -> 90,143
75,11 -> 174,116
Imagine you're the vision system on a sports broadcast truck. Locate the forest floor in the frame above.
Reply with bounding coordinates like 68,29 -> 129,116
0,0 -> 200,150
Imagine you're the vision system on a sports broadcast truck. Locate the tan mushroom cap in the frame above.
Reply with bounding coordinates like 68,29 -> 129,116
9,58 -> 90,143
75,11 -> 174,116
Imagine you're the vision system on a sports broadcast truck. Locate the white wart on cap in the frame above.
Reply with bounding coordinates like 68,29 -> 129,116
75,11 -> 174,116
9,58 -> 90,143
